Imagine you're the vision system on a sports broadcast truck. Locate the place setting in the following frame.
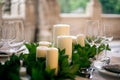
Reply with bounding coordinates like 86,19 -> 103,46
83,20 -> 120,79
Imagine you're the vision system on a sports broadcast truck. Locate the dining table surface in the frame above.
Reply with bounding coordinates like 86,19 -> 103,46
0,40 -> 120,80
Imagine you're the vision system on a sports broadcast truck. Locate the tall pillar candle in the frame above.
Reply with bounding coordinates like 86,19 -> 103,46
77,34 -> 85,47
57,36 -> 72,60
53,24 -> 70,46
36,46 -> 48,58
46,48 -> 58,75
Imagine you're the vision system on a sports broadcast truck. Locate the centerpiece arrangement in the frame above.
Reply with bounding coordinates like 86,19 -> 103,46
0,24 -> 110,80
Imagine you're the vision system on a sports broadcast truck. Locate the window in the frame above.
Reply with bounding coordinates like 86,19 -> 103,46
1,0 -> 25,17
57,0 -> 89,14
2,0 -> 11,15
99,0 -> 120,14
58,0 -> 120,14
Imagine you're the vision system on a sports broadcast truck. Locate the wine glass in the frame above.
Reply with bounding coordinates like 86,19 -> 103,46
0,20 -> 25,55
86,20 -> 102,51
100,23 -> 113,65
85,20 -> 104,79
86,20 -> 99,45
9,20 -> 25,53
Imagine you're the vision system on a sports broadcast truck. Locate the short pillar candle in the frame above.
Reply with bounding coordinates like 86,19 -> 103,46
46,47 -> 58,75
36,46 -> 48,58
71,36 -> 77,44
77,34 -> 85,47
57,36 -> 72,60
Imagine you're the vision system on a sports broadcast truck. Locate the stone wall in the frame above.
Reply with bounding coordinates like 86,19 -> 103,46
0,4 -> 2,20
24,0 -> 36,42
39,0 -> 60,41
0,0 -> 120,42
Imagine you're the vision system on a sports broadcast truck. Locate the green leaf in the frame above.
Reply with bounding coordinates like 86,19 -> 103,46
31,67 -> 44,80
45,66 -> 55,79
25,42 -> 39,55
0,54 -> 20,80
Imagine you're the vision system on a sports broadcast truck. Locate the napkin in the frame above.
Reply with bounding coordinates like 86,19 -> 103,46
102,64 -> 120,73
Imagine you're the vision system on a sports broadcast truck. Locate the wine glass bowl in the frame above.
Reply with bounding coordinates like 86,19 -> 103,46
100,23 -> 113,65
85,20 -> 102,47
0,20 -> 25,55
104,25 -> 113,43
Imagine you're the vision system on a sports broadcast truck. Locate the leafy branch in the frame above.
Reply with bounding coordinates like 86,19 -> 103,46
0,42 -> 110,80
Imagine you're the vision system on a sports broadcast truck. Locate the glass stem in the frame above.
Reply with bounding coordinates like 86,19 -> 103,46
96,46 -> 99,60
104,43 -> 107,58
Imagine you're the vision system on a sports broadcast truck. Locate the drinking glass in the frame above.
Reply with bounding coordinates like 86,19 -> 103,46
0,20 -> 25,55
101,23 -> 113,65
85,20 -> 104,79
86,20 -> 102,55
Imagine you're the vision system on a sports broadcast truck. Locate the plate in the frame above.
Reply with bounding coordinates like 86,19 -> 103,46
0,54 -> 10,57
94,61 -> 120,77
0,51 -> 10,58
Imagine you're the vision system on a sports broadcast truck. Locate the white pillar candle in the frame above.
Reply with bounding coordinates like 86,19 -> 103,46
46,48 -> 58,75
53,24 -> 70,46
36,46 -> 48,58
57,36 -> 72,60
39,41 -> 52,47
19,67 -> 27,76
77,34 -> 85,47
71,36 -> 77,44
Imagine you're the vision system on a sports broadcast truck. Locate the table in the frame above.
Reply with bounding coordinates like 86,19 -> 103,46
21,55 -> 120,80
1,41 -> 120,80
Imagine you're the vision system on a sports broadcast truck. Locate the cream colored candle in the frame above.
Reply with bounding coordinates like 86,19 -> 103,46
19,67 -> 26,76
36,46 -> 48,58
71,36 -> 77,44
77,34 -> 85,47
53,24 -> 70,46
39,41 -> 52,47
57,36 -> 72,60
46,48 -> 58,75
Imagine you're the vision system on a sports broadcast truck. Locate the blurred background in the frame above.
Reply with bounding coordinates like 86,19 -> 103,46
0,0 -> 120,42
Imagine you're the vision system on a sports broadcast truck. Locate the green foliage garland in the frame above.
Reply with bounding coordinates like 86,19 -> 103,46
0,43 -> 110,80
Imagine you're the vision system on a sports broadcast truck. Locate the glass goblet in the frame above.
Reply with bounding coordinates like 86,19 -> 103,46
85,20 -> 105,79
9,20 -> 25,54
85,20 -> 102,58
101,23 -> 113,65
0,20 -> 25,55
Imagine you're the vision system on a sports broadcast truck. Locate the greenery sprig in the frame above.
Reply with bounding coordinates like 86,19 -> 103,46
0,42 -> 110,80
0,54 -> 20,80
